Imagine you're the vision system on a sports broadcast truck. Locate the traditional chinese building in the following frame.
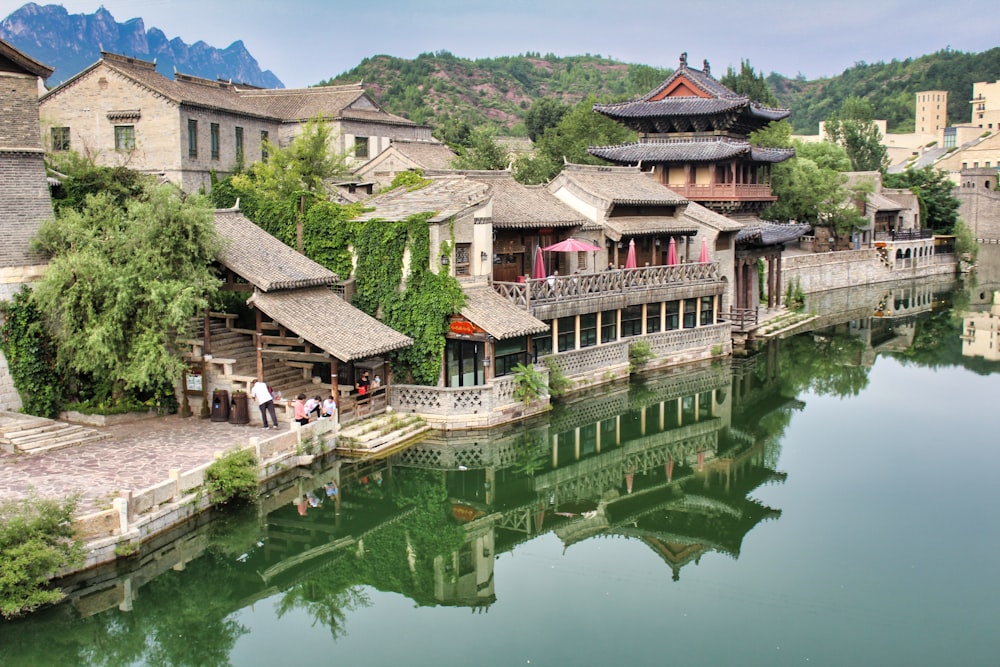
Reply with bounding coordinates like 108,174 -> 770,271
589,52 -> 794,217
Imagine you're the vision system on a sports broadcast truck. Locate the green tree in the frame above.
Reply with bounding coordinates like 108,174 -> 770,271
525,97 -> 569,142
824,96 -> 889,172
451,126 -> 509,170
31,184 -> 220,401
721,59 -> 780,106
0,287 -> 64,418
535,95 -> 636,168
883,166 -> 960,233
796,140 -> 853,172
766,152 -> 865,241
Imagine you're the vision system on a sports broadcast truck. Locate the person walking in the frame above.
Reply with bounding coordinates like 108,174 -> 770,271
251,379 -> 279,429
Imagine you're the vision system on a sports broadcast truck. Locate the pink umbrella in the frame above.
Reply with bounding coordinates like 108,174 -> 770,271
667,237 -> 678,265
542,238 -> 602,253
698,238 -> 710,263
697,450 -> 704,471
532,246 -> 546,280
666,458 -> 674,483
624,239 -> 637,269
625,465 -> 635,494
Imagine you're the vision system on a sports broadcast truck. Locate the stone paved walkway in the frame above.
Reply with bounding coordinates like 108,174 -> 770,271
0,415 -> 285,515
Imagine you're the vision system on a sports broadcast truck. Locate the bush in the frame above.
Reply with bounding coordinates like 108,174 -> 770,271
511,363 -> 548,406
543,358 -> 571,397
0,494 -> 83,618
204,449 -> 259,505
628,340 -> 654,372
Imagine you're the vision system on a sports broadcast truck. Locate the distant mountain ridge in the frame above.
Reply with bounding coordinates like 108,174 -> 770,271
0,2 -> 283,88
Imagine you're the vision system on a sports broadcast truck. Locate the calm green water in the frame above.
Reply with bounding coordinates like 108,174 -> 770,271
2,279 -> 999,667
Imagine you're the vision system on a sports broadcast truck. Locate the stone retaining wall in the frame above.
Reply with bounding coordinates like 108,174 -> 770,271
782,249 -> 956,297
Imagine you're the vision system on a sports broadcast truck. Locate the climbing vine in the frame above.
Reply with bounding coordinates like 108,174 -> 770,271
0,286 -> 64,418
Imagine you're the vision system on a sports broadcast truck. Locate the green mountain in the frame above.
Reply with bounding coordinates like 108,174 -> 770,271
320,48 -> 1000,138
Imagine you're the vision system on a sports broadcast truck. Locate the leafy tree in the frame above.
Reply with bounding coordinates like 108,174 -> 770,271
235,117 -> 351,200
766,152 -> 864,241
625,63 -> 672,97
883,166 -> 960,232
749,119 -> 793,148
525,97 -> 569,142
513,152 -> 560,185
0,494 -> 82,618
48,151 -> 147,214
721,59 -> 780,106
0,287 -> 64,418
796,140 -> 853,172
824,96 -> 889,172
451,126 -> 509,170
535,95 -> 636,168
31,184 -> 220,401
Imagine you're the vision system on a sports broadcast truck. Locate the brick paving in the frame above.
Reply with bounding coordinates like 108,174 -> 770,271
0,414 -> 286,515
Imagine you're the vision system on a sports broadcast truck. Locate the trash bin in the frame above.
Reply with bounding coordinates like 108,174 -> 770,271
229,391 -> 250,424
210,389 -> 230,422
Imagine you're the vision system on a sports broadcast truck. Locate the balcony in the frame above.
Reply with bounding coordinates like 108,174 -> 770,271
493,263 -> 722,316
667,182 -> 776,201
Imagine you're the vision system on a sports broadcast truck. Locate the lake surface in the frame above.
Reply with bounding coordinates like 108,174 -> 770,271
2,277 -> 999,667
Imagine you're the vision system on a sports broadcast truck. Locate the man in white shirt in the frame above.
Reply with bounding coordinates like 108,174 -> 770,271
251,379 -> 279,429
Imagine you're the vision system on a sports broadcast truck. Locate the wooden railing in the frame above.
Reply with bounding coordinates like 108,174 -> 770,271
493,263 -> 721,308
728,307 -> 758,333
670,183 -> 776,200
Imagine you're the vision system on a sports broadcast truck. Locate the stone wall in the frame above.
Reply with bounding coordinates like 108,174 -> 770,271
781,249 -> 955,297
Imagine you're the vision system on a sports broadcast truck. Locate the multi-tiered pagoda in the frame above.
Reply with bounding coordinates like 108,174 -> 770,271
589,53 -> 794,217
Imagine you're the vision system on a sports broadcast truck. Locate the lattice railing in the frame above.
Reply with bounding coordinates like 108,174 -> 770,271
493,263 -> 721,308
390,370 -> 545,418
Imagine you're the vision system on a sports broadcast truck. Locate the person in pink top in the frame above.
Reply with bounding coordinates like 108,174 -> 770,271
293,393 -> 309,426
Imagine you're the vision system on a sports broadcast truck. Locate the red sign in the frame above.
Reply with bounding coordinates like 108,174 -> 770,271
450,320 -> 481,335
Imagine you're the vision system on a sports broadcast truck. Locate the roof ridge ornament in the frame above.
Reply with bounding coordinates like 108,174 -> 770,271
703,60 -> 710,76
679,52 -> 687,68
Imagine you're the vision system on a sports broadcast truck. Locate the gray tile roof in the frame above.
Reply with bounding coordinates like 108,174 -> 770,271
868,192 -> 904,212
389,140 -> 458,170
604,216 -> 699,240
0,38 -> 53,78
553,164 -> 689,206
41,52 -> 415,126
213,209 -> 338,291
680,200 -> 746,233
592,55 -> 789,132
352,175 -> 491,223
249,287 -> 413,361
461,286 -> 549,339
736,221 -> 811,246
458,171 -> 587,229
589,137 -> 794,164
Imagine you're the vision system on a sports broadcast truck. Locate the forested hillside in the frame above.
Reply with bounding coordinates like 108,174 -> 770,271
320,48 -> 1000,138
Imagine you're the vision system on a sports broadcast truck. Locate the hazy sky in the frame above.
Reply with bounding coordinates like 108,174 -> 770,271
1,0 -> 996,88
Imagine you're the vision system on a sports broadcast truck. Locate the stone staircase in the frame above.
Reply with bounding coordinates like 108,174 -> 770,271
0,412 -> 111,455
336,412 -> 431,457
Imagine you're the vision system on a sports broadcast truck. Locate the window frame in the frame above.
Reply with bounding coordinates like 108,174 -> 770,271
114,125 -> 135,151
51,126 -> 71,151
210,123 -> 220,160
354,136 -> 369,159
187,118 -> 198,158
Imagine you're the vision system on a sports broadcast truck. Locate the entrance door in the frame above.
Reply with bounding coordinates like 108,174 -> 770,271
492,253 -> 524,283
445,339 -> 486,387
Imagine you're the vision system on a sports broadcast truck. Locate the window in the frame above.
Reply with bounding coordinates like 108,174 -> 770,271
683,300 -> 696,328
577,251 -> 587,271
51,126 -> 70,151
665,301 -> 680,330
579,313 -> 597,348
187,119 -> 198,158
621,305 -> 643,337
494,336 -> 528,377
646,303 -> 662,334
557,316 -> 576,352
114,125 -> 135,151
354,136 -> 369,159
455,243 -> 471,276
700,296 -> 715,326
235,126 -> 244,161
600,310 -> 617,343
210,123 -> 220,159
533,321 -> 552,360
260,130 -> 269,161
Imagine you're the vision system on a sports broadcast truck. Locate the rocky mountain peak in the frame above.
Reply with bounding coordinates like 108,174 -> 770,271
0,2 -> 284,88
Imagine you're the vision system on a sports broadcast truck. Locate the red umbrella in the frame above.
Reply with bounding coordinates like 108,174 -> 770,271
624,239 -> 637,269
532,246 -> 546,279
667,237 -> 678,265
699,238 -> 710,263
543,238 -> 602,252
625,465 -> 635,494
697,450 -> 705,471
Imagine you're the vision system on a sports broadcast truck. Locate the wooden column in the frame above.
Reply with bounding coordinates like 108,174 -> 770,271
775,252 -> 783,306
255,308 -> 264,381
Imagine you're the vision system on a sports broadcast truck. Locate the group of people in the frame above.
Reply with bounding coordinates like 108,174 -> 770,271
294,393 -> 337,426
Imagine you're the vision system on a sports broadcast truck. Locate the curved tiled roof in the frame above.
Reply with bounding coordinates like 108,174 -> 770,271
353,175 -> 491,223
461,287 -> 549,339
214,209 -> 338,291
555,164 -> 689,206
589,138 -> 794,165
594,97 -> 746,120
249,287 -> 413,361
459,172 -> 587,229
736,221 -> 811,246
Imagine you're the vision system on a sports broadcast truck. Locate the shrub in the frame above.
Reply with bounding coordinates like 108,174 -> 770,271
628,340 -> 654,372
511,363 -> 548,406
204,449 -> 259,505
543,358 -> 571,397
0,494 -> 83,618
